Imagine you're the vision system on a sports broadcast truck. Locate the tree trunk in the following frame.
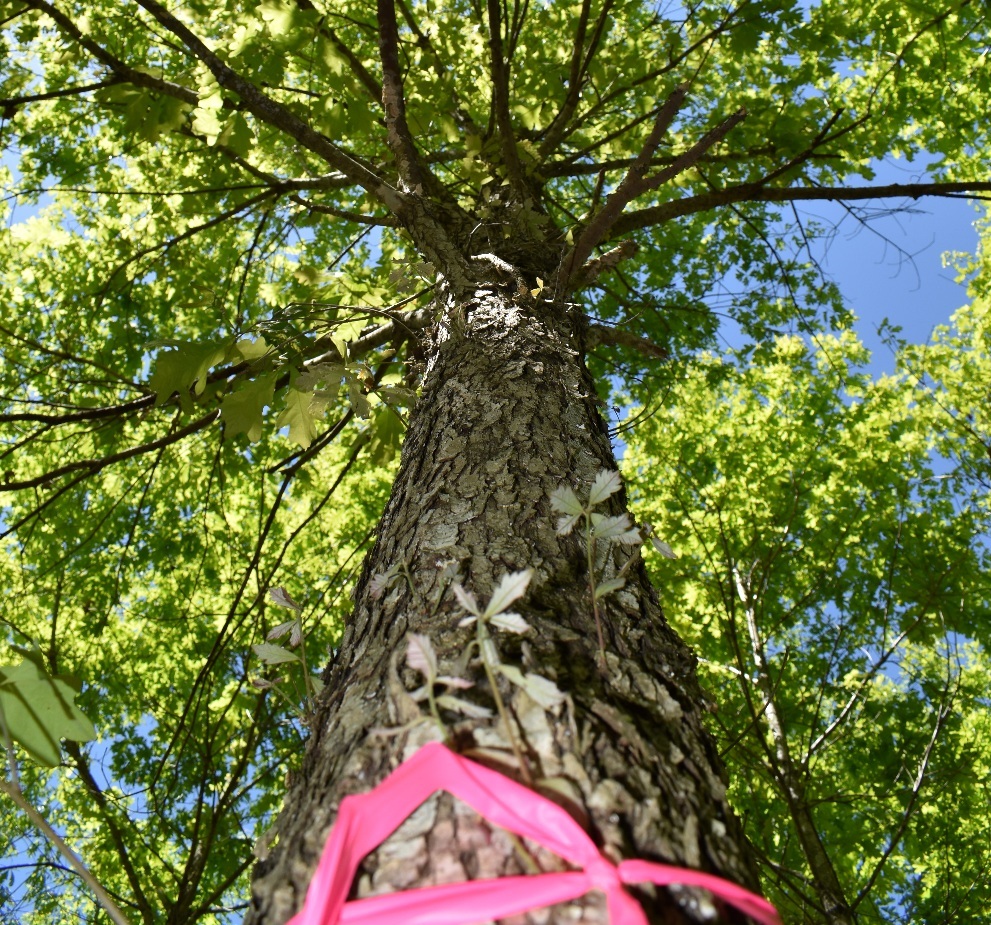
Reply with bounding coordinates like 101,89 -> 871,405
246,273 -> 762,924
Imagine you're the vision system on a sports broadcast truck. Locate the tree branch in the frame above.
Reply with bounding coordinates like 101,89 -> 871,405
538,0 -> 607,157
130,0 -> 402,210
585,320 -> 669,360
611,179 -> 991,237
0,723 -> 135,925
567,239 -> 640,291
854,696 -> 953,910
289,194 -> 399,225
485,0 -> 527,194
541,146 -> 840,178
0,396 -> 151,425
0,410 -> 219,494
0,77 -> 122,109
62,741 -> 158,924
556,85 -> 689,289
95,187 -> 285,304
377,0 -> 432,195
544,4 -> 748,159
638,107 -> 748,191
22,0 -> 198,106
293,0 -> 383,102
394,0 -> 483,138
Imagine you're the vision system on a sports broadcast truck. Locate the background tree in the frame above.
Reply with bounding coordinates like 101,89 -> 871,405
625,323 -> 991,922
2,1 -> 991,923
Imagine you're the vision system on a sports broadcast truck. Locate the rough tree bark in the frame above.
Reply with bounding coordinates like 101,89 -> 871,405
246,260 -> 764,923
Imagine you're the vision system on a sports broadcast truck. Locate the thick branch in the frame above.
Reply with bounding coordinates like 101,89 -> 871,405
131,0 -> 402,210
567,239 -> 640,292
22,0 -> 198,105
557,86 -> 690,289
539,0 -> 615,157
485,0 -> 527,193
611,179 -> 991,237
585,321 -> 669,360
639,107 -> 748,191
377,0 -> 436,198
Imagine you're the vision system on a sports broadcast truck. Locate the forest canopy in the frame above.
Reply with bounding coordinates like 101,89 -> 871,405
2,0 -> 991,923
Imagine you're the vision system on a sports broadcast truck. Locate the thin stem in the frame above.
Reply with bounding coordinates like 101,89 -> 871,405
476,623 -> 532,786
0,711 -> 133,925
294,619 -> 317,716
584,513 -> 606,664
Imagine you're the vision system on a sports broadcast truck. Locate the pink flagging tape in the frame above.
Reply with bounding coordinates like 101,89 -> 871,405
286,741 -> 781,925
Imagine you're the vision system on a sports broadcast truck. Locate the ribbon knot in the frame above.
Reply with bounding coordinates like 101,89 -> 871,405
584,855 -> 621,895
288,742 -> 781,925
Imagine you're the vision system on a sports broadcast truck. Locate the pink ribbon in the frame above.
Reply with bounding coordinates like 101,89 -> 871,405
287,741 -> 781,925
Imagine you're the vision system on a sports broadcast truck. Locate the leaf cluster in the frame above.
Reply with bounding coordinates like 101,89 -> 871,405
624,323 -> 991,922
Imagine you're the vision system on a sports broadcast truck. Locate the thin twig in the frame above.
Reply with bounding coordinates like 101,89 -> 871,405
0,713 -> 134,925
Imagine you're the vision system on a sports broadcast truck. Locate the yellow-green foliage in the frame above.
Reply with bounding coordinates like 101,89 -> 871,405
625,325 -> 991,922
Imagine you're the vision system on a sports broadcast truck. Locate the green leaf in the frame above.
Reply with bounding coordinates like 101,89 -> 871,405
496,663 -> 526,687
452,583 -> 480,616
0,660 -> 96,767
148,340 -> 229,406
268,587 -> 302,612
434,694 -> 493,719
588,470 -> 623,507
276,387 -> 321,449
345,379 -> 371,419
406,633 -> 437,681
488,611 -> 531,634
265,620 -> 297,643
483,570 -> 533,618
517,672 -> 565,710
367,405 -> 404,465
220,373 -> 276,442
496,664 -> 564,709
650,537 -> 678,559
550,484 -> 584,516
589,513 -> 640,543
594,577 -> 626,600
234,336 -> 272,362
296,363 -> 345,391
555,513 -> 582,536
251,644 -> 299,666
258,0 -> 297,36
217,113 -> 256,158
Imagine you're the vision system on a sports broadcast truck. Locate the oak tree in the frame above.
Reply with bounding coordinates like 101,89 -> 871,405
2,1 -> 990,923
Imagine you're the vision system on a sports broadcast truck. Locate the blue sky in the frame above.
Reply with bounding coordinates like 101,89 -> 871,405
792,156 -> 981,373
